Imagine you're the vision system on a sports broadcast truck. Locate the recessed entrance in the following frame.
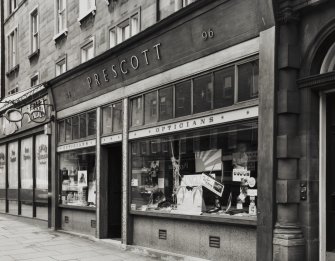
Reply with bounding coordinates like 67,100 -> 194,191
107,143 -> 122,239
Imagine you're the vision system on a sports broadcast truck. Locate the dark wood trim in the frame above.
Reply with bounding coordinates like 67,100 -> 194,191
298,71 -> 335,90
0,126 -> 44,145
0,0 -> 4,100
58,204 -> 96,212
130,210 -> 257,227
5,144 -> 8,212
32,135 -> 36,217
18,139 -> 21,215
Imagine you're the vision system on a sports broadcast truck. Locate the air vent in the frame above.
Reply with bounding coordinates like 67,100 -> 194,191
64,216 -> 69,223
209,236 -> 220,248
91,220 -> 96,228
159,229 -> 167,240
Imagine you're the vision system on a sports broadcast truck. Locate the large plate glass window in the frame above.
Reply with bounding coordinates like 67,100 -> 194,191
20,137 -> 33,217
130,122 -> 258,219
8,141 -> 18,214
238,60 -> 259,102
102,102 -> 123,134
59,148 -> 96,207
175,80 -> 191,118
193,73 -> 213,114
35,134 -> 49,220
0,145 -> 6,212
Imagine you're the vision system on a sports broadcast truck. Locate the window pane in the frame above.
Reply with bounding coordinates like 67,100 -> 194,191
80,114 -> 87,138
131,97 -> 143,126
102,106 -> 112,134
59,148 -> 96,207
112,102 -> 123,132
175,80 -> 191,118
59,120 -> 65,142
8,141 -> 18,189
109,28 -> 116,48
35,134 -> 48,190
88,111 -> 96,136
131,14 -> 139,36
130,122 -> 258,218
72,116 -> 79,140
238,60 -> 259,102
0,145 -> 6,189
159,86 -> 173,121
193,74 -> 213,114
144,91 -> 157,124
214,67 -> 234,108
20,137 -> 33,189
65,118 -> 71,141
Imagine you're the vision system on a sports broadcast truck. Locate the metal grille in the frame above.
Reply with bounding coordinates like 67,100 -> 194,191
209,236 -> 220,248
64,216 -> 69,223
159,229 -> 167,240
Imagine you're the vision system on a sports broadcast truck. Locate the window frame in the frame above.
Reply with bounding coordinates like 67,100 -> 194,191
8,0 -> 17,16
55,55 -> 67,76
30,7 -> 39,55
108,9 -> 141,49
30,72 -> 39,87
129,56 -> 259,128
53,0 -> 68,41
7,26 -> 18,71
80,37 -> 94,63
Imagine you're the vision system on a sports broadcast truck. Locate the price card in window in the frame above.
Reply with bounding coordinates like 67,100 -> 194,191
201,174 -> 224,197
233,168 -> 250,182
247,189 -> 258,197
131,179 -> 138,187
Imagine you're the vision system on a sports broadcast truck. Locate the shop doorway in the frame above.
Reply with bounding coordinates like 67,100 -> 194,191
107,144 -> 122,239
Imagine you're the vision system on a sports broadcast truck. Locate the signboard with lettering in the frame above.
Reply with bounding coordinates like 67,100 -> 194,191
51,0 -> 260,111
57,139 -> 96,152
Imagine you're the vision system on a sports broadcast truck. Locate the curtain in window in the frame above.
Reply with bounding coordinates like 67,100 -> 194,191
0,145 -> 6,189
8,141 -> 18,189
35,134 -> 48,190
20,137 -> 33,189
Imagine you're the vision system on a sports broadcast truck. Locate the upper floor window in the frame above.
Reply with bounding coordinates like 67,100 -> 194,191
320,41 -> 335,74
8,0 -> 17,15
81,38 -> 94,63
159,0 -> 196,20
175,0 -> 194,11
56,57 -> 66,76
30,9 -> 39,54
56,0 -> 66,34
8,87 -> 18,96
78,0 -> 96,22
109,12 -> 140,48
7,27 -> 18,70
102,101 -> 123,134
30,73 -> 39,87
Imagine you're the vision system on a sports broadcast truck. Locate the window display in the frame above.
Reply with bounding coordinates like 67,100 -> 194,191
59,148 -> 96,207
130,122 -> 258,218
20,137 -> 33,189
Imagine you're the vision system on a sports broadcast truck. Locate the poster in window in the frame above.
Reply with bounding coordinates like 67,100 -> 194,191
78,170 -> 87,187
195,149 -> 222,172
0,145 -> 6,189
8,141 -> 18,189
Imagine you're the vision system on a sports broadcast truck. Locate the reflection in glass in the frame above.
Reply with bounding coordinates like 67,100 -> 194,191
72,116 -> 79,140
65,118 -> 71,141
175,80 -> 191,118
238,60 -> 259,102
144,91 -> 157,124
159,87 -> 173,121
214,67 -> 234,108
79,114 -> 87,138
193,73 -> 213,114
131,96 -> 143,126
87,111 -> 96,136
112,102 -> 123,132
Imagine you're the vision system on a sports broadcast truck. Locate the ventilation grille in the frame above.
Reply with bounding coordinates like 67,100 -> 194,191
159,229 -> 167,240
91,220 -> 96,228
64,216 -> 69,223
209,236 -> 220,248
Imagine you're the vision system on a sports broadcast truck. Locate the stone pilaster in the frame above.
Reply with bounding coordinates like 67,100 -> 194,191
274,4 -> 305,261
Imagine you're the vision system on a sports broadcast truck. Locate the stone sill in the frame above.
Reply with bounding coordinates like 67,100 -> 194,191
6,64 -> 19,77
130,210 -> 257,226
78,7 -> 97,24
53,29 -> 68,43
28,49 -> 40,61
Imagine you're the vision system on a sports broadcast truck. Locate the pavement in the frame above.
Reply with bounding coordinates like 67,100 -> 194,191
0,215 -> 158,261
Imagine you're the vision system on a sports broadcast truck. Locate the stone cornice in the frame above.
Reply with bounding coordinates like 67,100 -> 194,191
298,71 -> 335,89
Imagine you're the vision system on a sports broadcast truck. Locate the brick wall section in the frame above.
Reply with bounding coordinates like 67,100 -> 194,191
3,0 -> 157,95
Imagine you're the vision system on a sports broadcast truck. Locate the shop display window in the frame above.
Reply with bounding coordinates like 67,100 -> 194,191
102,102 -> 123,134
175,80 -> 191,118
238,60 -> 259,102
65,118 -> 72,141
8,141 -> 18,189
59,148 -> 96,207
35,134 -> 48,190
88,111 -> 96,136
130,122 -> 258,218
79,113 -> 87,138
20,137 -> 33,189
0,145 -> 6,189
193,73 -> 213,114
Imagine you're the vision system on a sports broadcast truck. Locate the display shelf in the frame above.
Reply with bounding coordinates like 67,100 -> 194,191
130,209 -> 257,226
58,204 -> 96,212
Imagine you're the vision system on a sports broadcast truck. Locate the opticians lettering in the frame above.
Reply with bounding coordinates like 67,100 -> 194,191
87,43 -> 162,89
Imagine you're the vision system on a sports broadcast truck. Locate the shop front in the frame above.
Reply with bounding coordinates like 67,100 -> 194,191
47,0 -> 275,259
0,86 -> 51,225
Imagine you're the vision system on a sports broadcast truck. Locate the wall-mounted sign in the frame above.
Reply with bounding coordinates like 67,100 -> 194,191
57,139 -> 96,152
101,134 -> 122,145
129,106 -> 258,140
